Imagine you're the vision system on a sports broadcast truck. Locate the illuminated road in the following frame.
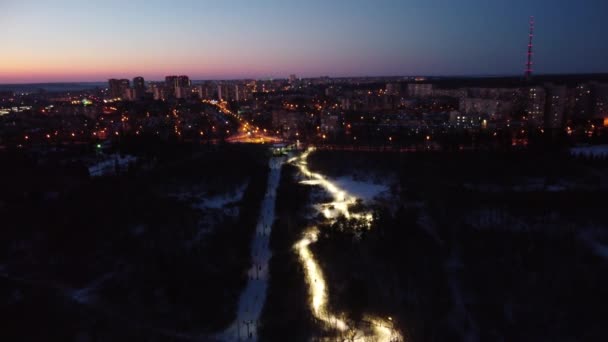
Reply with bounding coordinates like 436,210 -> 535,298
204,99 -> 284,144
290,148 -> 403,342
225,132 -> 283,144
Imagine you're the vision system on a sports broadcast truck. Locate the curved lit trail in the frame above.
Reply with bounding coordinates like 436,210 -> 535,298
290,148 -> 403,342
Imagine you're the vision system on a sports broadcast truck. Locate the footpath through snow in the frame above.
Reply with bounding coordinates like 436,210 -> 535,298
216,156 -> 285,341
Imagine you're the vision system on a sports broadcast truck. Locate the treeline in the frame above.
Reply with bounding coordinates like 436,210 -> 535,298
308,148 -> 608,195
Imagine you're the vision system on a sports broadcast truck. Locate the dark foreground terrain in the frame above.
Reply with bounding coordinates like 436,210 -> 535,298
305,148 -> 608,341
3,141 -> 608,341
0,140 -> 269,341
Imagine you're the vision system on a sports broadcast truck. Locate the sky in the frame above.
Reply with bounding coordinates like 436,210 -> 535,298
1,0 -> 607,83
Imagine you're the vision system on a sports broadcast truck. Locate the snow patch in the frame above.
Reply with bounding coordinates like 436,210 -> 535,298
196,184 -> 248,209
580,230 -> 608,261
130,224 -> 146,236
88,154 -> 136,177
331,176 -> 390,202
69,273 -> 114,304
571,145 -> 608,157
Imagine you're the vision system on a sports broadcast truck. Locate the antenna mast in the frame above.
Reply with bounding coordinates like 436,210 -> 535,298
525,16 -> 535,81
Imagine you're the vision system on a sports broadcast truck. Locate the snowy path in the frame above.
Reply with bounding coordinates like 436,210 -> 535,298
216,156 -> 285,341
445,252 -> 479,342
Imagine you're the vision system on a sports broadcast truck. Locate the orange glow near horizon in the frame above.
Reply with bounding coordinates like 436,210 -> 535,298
0,53 -> 289,83
2,1 -> 605,84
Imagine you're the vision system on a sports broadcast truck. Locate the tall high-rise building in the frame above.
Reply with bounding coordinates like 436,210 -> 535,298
385,83 -> 402,96
175,86 -> 191,99
165,76 -> 178,91
123,88 -> 136,101
570,83 -> 594,120
133,76 -> 145,100
544,84 -> 567,130
218,84 -> 234,101
133,76 -> 145,90
108,79 -> 130,99
177,75 -> 191,87
165,75 -> 190,98
527,86 -> 546,125
592,82 -> 608,118
195,84 -> 215,99
152,84 -> 168,101
235,84 -> 250,102
407,83 -> 433,98
195,85 -> 206,99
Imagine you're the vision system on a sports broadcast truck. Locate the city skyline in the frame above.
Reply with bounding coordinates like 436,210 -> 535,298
2,0 -> 608,83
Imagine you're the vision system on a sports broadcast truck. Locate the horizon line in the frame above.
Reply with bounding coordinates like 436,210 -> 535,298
3,72 -> 608,86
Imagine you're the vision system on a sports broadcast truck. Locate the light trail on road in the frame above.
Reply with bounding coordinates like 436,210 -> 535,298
290,148 -> 403,342
203,99 -> 284,144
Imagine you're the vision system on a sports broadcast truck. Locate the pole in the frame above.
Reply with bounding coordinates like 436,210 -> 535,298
525,16 -> 535,81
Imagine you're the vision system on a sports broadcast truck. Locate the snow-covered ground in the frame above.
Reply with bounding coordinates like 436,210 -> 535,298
170,183 -> 247,209
88,154 -> 136,177
331,176 -> 389,202
171,183 -> 249,246
579,229 -> 608,261
445,252 -> 479,342
464,208 -> 567,232
217,156 -> 285,341
193,184 -> 248,210
299,169 -> 391,221
418,209 -> 445,246
463,178 -> 570,193
69,273 -> 114,304
571,145 -> 608,157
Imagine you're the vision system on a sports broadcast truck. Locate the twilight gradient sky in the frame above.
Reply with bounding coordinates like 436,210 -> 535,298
1,0 -> 607,83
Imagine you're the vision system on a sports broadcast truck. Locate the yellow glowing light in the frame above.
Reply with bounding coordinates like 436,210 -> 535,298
295,228 -> 348,331
291,148 -> 403,341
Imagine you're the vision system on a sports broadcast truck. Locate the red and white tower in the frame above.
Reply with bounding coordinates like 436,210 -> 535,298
525,16 -> 535,81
